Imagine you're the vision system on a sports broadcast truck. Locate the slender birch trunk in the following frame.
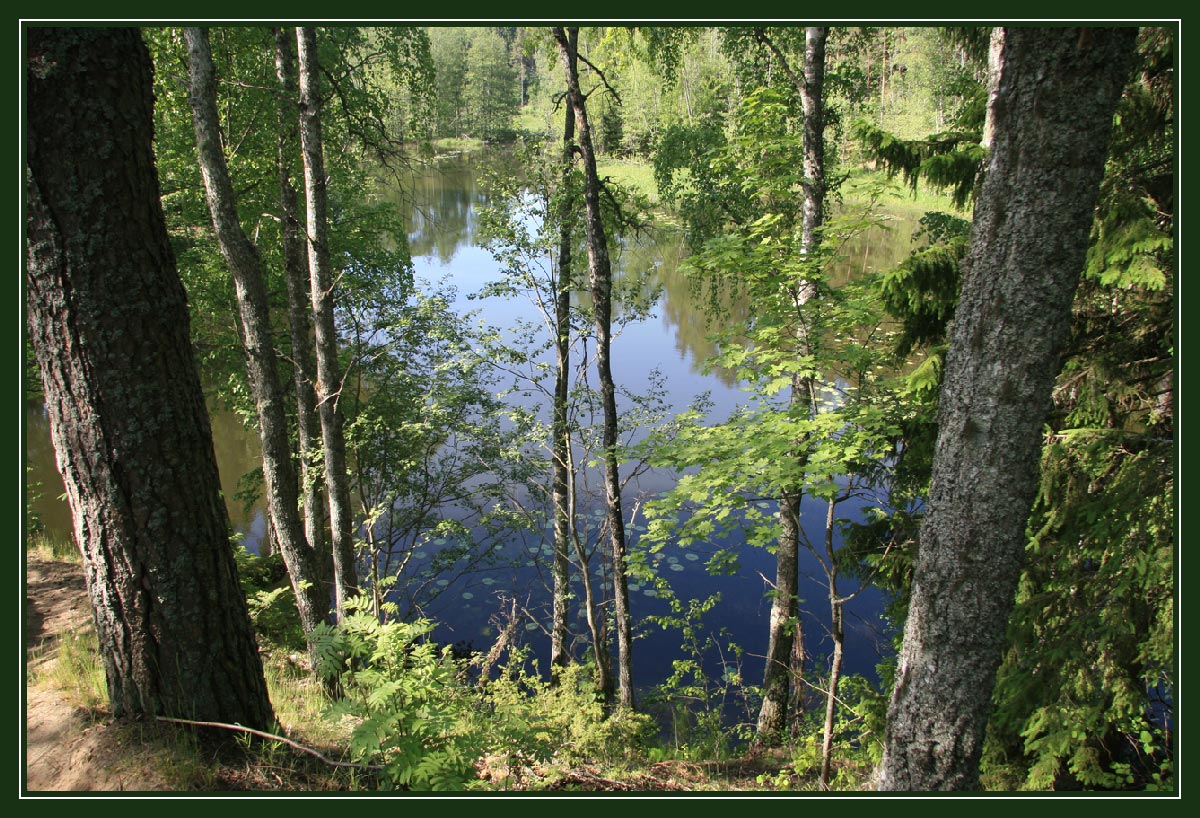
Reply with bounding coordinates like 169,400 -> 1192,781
553,26 -> 634,709
274,26 -> 332,599
550,46 -> 578,673
756,26 -> 827,741
296,25 -> 360,619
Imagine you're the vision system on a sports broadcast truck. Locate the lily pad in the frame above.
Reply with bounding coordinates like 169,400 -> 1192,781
669,563 -> 686,572
462,592 -> 474,600
684,553 -> 700,561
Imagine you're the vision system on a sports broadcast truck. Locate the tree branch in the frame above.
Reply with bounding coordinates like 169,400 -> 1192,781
154,716 -> 384,771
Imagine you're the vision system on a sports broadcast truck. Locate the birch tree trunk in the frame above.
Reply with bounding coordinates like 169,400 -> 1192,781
756,25 -> 827,741
274,26 -> 332,599
26,26 -> 272,727
553,26 -> 635,709
878,26 -> 1136,791
184,26 -> 328,640
297,25 -> 360,619
550,39 -> 578,672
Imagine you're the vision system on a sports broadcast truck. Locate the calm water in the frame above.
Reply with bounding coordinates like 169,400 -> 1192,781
25,151 -> 924,697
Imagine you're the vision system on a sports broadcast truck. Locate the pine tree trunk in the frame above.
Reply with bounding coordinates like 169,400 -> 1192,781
183,27 -> 328,641
554,26 -> 634,709
550,53 -> 577,673
274,26 -> 332,600
878,27 -> 1136,791
296,26 -> 360,619
25,27 -> 273,728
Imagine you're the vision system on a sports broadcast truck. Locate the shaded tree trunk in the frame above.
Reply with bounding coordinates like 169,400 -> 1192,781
550,45 -> 578,673
25,27 -> 272,728
569,435 -> 612,697
819,497 -> 844,789
756,492 -> 801,738
297,25 -> 359,619
878,26 -> 1136,791
554,26 -> 634,709
183,26 -> 328,641
274,26 -> 332,600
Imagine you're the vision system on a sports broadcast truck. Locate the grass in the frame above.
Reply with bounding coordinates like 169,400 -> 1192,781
596,157 -> 659,204
28,626 -> 108,710
839,165 -> 967,217
431,136 -> 484,155
26,531 -> 78,563
261,650 -> 353,752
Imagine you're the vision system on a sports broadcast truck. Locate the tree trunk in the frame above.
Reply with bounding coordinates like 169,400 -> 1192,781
800,27 -> 827,253
569,434 -> 612,697
553,26 -> 634,709
25,27 -> 273,728
756,490 -> 801,738
756,25 -> 827,743
819,497 -> 843,789
274,26 -> 332,600
878,26 -> 1136,791
183,27 -> 328,641
550,48 -> 578,673
296,25 -> 360,620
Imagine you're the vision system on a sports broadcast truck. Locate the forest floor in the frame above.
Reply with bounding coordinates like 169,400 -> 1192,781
24,554 -> 177,792
22,553 -> 805,794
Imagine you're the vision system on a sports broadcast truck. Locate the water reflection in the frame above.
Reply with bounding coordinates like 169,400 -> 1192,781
25,149 -> 925,691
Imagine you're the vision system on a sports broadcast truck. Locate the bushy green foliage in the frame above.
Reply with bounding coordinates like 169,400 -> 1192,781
312,600 -> 655,790
752,674 -> 887,791
853,121 -> 983,210
233,546 -> 306,651
486,662 -> 657,770
986,433 -> 1173,790
875,210 -> 969,359
314,605 -> 484,790
640,583 -> 755,760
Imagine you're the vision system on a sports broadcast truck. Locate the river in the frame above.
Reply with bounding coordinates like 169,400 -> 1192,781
24,150 -> 925,702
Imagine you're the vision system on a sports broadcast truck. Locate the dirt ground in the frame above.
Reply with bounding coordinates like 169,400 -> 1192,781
23,555 -> 174,793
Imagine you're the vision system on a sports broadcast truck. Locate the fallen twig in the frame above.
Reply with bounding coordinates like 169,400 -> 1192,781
154,716 -> 384,771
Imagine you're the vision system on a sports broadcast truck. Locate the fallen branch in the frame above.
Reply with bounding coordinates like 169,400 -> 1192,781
154,716 -> 384,771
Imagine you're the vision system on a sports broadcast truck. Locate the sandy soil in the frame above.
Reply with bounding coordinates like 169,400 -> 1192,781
24,555 -> 173,793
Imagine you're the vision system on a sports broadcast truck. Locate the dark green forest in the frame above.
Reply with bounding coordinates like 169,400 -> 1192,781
23,24 -> 1175,793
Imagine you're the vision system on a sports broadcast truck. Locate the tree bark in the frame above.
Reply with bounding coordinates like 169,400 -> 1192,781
274,26 -> 332,600
756,491 -> 801,738
554,26 -> 634,709
25,27 -> 273,727
800,27 -> 827,254
297,26 -> 360,619
819,497 -> 843,789
756,25 -> 827,742
183,26 -> 328,641
877,26 -> 1136,791
550,40 -> 578,673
